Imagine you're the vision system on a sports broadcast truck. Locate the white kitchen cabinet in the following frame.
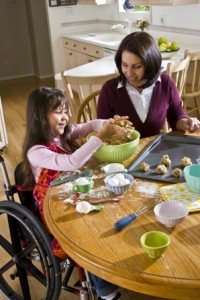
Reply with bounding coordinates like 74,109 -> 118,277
63,38 -> 104,70
129,0 -> 198,5
78,0 -> 116,4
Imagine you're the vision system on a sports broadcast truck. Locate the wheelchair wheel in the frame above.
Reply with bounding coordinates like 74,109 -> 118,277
0,201 -> 62,300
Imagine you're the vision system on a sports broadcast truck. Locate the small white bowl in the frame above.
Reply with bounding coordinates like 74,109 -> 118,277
102,163 -> 127,175
154,201 -> 188,227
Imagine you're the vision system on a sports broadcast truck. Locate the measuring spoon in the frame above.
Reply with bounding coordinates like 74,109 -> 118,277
76,201 -> 104,214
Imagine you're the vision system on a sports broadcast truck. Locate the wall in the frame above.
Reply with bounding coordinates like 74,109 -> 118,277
152,5 -> 200,29
0,0 -> 34,80
27,0 -> 53,78
45,1 -> 200,80
46,1 -> 100,75
0,0 -> 53,81
2,1 -> 199,81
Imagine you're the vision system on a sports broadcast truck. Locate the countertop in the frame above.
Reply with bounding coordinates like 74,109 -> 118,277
56,31 -> 199,80
63,31 -> 123,51
55,55 -> 116,80
55,52 -> 183,80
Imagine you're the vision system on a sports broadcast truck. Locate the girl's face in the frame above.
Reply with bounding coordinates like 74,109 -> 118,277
48,103 -> 69,136
121,50 -> 145,88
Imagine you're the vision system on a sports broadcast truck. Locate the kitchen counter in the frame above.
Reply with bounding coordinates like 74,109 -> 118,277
55,51 -> 183,81
56,31 -> 199,82
65,31 -> 124,51
55,55 -> 116,80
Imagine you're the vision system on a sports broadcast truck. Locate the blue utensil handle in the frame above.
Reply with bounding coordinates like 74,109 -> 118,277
114,213 -> 137,231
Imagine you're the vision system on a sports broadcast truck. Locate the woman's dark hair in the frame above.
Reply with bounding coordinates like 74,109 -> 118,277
115,31 -> 162,88
21,87 -> 77,187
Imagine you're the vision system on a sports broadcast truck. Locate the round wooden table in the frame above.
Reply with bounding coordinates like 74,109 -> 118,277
44,135 -> 200,300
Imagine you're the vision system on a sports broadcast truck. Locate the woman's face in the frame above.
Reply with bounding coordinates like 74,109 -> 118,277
121,50 -> 145,88
48,103 -> 69,136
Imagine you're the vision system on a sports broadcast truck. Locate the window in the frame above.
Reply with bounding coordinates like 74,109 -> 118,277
118,1 -> 150,13
118,1 -> 151,24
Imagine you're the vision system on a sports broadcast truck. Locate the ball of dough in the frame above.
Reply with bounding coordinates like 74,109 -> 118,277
160,154 -> 171,167
156,164 -> 168,175
139,162 -> 150,172
172,168 -> 182,177
180,157 -> 192,167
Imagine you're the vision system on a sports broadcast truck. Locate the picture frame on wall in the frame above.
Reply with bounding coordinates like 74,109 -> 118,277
49,0 -> 77,7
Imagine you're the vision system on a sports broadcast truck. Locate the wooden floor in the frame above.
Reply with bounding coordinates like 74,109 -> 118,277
0,76 -> 55,191
0,77 -> 167,300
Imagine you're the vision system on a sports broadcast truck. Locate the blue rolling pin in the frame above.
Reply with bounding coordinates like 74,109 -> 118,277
114,205 -> 148,231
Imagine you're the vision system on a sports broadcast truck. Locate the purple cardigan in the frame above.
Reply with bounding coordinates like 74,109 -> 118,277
97,74 -> 188,138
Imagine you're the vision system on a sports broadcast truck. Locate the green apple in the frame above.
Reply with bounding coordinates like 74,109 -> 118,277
158,37 -> 168,46
170,41 -> 179,51
159,43 -> 168,52
166,42 -> 171,48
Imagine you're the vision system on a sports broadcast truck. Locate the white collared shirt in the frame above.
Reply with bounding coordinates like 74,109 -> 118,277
117,78 -> 160,123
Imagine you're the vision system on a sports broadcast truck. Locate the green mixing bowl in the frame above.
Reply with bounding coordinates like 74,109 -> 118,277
86,130 -> 140,163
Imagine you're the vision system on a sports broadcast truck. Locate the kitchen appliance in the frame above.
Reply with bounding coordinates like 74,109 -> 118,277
49,0 -> 77,6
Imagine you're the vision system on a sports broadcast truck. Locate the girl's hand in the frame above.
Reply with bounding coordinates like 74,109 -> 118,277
176,117 -> 200,133
96,118 -> 130,141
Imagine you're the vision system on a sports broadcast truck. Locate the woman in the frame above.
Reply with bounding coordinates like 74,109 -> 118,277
97,31 -> 200,138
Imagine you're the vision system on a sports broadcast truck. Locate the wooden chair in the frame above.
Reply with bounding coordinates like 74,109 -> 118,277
76,89 -> 100,124
162,55 -> 191,133
75,90 -> 101,146
166,55 -> 190,97
182,50 -> 200,118
61,72 -> 117,123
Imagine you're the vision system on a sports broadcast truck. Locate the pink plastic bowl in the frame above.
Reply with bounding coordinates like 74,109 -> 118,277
154,201 -> 188,227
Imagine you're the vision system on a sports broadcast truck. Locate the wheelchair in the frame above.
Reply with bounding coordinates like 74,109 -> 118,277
0,155 -> 95,300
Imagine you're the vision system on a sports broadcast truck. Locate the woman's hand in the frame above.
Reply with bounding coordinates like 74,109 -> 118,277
113,115 -> 133,128
96,117 -> 132,142
176,117 -> 200,133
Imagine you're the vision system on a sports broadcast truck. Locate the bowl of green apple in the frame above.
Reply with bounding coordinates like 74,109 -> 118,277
158,37 -> 180,59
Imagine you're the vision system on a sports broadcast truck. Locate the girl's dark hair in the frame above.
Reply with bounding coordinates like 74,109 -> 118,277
21,87 -> 77,187
115,31 -> 162,88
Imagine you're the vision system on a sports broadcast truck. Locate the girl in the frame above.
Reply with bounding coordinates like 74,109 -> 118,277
21,87 -> 129,300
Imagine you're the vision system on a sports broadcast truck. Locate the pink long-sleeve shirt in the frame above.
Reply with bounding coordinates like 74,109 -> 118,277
28,120 -> 104,182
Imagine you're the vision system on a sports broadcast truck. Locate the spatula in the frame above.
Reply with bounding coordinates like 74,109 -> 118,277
50,169 -> 93,186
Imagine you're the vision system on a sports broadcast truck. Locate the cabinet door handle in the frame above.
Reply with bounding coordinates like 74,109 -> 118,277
73,44 -> 76,47
65,42 -> 68,45
83,47 -> 87,50
69,53 -> 72,56
96,51 -> 99,54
